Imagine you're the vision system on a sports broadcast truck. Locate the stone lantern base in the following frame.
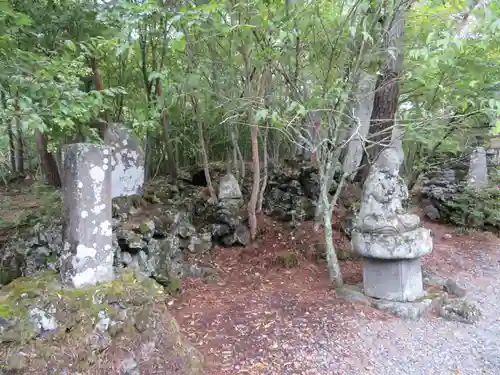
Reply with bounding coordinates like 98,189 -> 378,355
362,257 -> 425,302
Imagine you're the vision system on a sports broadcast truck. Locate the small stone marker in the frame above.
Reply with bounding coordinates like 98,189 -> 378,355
218,173 -> 242,200
467,146 -> 488,189
104,124 -> 145,197
61,143 -> 114,288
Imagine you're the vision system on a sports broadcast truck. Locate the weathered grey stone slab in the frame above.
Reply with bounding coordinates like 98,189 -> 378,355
61,143 -> 114,288
467,146 -> 488,189
362,257 -> 425,302
218,173 -> 242,200
104,124 -> 145,197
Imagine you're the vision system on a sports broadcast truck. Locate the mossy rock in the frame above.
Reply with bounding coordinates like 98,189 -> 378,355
0,270 -> 203,375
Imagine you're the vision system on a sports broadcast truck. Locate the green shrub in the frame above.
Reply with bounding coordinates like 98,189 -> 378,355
447,186 -> 500,231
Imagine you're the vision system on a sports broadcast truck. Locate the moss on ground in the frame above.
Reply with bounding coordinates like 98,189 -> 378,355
0,269 -> 203,374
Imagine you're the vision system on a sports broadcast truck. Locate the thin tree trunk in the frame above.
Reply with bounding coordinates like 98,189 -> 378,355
14,94 -> 24,175
342,71 -> 377,179
358,8 -> 407,183
248,123 -> 260,239
191,96 -> 217,202
1,91 -> 15,173
231,127 -> 240,180
231,126 -> 245,183
248,72 -> 267,239
320,154 -> 344,287
89,57 -> 108,138
257,68 -> 271,213
157,85 -> 178,183
162,114 -> 178,183
257,126 -> 268,213
35,130 -> 61,188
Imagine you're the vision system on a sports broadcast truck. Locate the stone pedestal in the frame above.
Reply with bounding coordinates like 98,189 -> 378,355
362,258 -> 425,302
61,143 -> 114,288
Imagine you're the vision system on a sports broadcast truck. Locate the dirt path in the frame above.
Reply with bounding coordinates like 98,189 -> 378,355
171,217 -> 500,375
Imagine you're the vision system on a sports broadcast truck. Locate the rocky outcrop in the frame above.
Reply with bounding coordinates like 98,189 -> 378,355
0,175 -> 251,289
0,222 -> 62,285
421,156 -> 500,230
208,174 -> 250,246
0,184 -> 214,289
263,165 -> 333,222
0,270 -> 204,374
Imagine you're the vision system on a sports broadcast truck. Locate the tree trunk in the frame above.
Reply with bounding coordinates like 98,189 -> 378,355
0,91 -> 15,173
162,114 -> 178,183
231,126 -> 245,183
231,127 -> 240,180
320,154 -> 343,287
191,96 -> 217,202
14,94 -> 24,175
35,130 -> 61,188
257,70 -> 272,213
157,85 -> 178,183
248,122 -> 260,239
358,9 -> 407,183
256,126 -> 268,213
342,71 -> 377,179
89,57 -> 108,138
248,70 -> 267,240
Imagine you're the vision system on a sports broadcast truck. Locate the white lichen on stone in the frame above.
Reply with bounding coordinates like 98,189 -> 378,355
122,139 -> 128,146
29,307 -> 58,332
103,164 -> 109,171
72,267 -> 98,288
77,181 -> 83,189
91,203 -> 106,215
89,165 -> 105,183
81,210 -> 88,218
104,244 -> 111,251
105,252 -> 114,263
99,220 -> 112,236
76,244 -> 97,259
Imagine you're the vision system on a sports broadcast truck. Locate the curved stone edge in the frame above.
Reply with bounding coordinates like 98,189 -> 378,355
351,227 -> 433,259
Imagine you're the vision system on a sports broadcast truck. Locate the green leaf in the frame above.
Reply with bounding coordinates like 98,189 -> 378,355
255,109 -> 268,122
170,34 -> 186,52
494,120 -> 500,136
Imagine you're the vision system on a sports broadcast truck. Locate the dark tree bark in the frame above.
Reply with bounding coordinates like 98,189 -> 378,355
0,91 -> 15,173
358,8 -> 408,183
14,94 -> 24,175
89,57 -> 108,139
35,130 -> 62,188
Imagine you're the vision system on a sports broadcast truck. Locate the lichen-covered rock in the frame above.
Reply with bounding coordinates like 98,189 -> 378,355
218,173 -> 242,200
0,270 -> 203,374
439,297 -> 481,324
